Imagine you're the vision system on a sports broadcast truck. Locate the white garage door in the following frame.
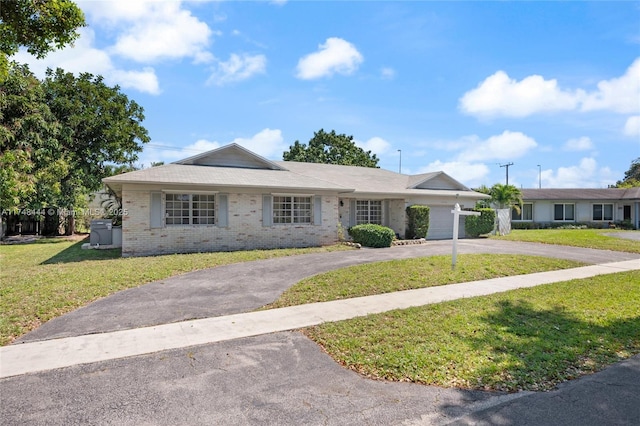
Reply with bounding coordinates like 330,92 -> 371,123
427,206 -> 466,240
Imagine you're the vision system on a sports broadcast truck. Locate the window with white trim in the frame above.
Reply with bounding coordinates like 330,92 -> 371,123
273,196 -> 312,224
512,203 -> 533,221
592,203 -> 613,221
553,203 -> 575,221
165,193 -> 215,225
356,200 -> 382,225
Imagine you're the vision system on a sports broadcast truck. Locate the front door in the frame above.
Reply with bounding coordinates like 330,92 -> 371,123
623,205 -> 631,221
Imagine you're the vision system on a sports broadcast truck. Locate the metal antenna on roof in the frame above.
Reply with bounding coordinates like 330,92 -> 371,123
499,162 -> 514,185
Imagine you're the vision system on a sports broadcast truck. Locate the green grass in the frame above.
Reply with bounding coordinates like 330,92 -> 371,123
493,229 -> 640,253
266,255 -> 585,308
304,271 -> 640,392
0,237 -> 351,346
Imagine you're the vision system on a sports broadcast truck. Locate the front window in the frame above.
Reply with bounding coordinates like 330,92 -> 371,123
356,200 -> 382,225
512,203 -> 533,221
554,204 -> 575,221
273,196 -> 312,224
592,204 -> 613,221
165,193 -> 215,225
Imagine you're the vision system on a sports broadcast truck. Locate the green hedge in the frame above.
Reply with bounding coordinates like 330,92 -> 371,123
464,208 -> 495,237
406,205 -> 430,239
348,224 -> 396,248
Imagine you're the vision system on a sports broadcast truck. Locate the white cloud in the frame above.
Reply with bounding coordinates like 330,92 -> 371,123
356,137 -> 391,155
459,57 -> 640,120
139,129 -> 285,165
418,161 -> 490,187
542,158 -> 615,188
624,115 -> 640,137
13,28 -> 160,95
207,53 -> 267,86
563,136 -> 594,151
581,58 -> 640,114
457,131 -> 538,162
459,71 -> 579,118
296,37 -> 363,80
229,128 -> 286,158
381,67 -> 396,80
80,0 -> 214,64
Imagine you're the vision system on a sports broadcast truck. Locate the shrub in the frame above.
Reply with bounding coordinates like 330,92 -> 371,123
465,208 -> 496,237
348,224 -> 395,248
406,205 -> 430,239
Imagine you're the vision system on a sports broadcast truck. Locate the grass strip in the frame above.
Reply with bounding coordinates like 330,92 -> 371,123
304,271 -> 640,392
493,229 -> 640,253
266,254 -> 584,308
0,237 -> 351,346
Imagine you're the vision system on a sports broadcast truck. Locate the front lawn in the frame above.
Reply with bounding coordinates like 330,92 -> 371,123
493,229 -> 640,253
0,237 -> 351,346
304,271 -> 640,392
266,255 -> 584,308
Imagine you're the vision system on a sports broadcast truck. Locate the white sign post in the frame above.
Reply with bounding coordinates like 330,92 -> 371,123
451,203 -> 480,270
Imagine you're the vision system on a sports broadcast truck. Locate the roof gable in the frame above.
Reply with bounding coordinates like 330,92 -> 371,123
408,172 -> 470,191
173,143 -> 286,170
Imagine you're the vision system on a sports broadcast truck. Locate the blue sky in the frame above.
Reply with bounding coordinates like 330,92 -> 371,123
15,1 -> 640,188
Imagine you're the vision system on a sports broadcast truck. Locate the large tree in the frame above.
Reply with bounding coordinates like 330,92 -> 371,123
0,62 -> 64,211
615,158 -> 640,188
42,68 -> 150,230
283,129 -> 379,168
0,0 -> 85,79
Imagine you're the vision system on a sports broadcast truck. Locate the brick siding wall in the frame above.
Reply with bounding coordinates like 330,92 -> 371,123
121,189 -> 339,257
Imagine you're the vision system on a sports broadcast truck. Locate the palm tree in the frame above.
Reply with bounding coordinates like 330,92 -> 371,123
490,183 -> 523,212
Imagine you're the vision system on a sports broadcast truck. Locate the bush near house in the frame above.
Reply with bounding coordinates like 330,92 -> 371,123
348,224 -> 396,248
405,205 -> 430,239
465,208 -> 496,237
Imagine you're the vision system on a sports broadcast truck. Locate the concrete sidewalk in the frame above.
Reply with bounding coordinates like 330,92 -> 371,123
2,258 -> 638,379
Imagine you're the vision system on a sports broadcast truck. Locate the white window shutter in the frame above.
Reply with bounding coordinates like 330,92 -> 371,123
314,196 -> 322,225
349,199 -> 356,226
150,192 -> 163,228
262,195 -> 273,226
217,194 -> 228,227
383,200 -> 390,227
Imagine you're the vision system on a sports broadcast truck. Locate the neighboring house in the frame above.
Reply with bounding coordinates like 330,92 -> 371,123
513,188 -> 640,229
103,143 -> 490,257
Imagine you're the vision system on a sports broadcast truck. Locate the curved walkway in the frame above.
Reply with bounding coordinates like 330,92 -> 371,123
16,239 -> 640,343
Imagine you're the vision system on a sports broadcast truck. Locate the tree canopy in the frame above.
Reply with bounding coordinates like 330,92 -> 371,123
614,158 -> 640,188
283,129 -> 379,168
0,63 -> 150,217
0,0 -> 85,79
42,68 -> 150,209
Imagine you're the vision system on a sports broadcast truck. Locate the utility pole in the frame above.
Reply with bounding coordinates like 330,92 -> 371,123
499,162 -> 514,185
397,149 -> 402,174
537,164 -> 541,189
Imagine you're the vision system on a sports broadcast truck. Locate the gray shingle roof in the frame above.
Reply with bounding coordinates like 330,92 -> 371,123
104,144 -> 489,200
103,164 -> 353,192
521,188 -> 640,201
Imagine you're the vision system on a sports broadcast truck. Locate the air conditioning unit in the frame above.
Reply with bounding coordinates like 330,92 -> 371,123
90,219 -> 113,246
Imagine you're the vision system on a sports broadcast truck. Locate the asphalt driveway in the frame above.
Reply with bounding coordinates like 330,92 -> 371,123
17,239 -> 639,343
3,239 -> 639,425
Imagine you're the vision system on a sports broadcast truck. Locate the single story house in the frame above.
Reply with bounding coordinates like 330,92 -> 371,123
513,188 -> 640,229
103,143 -> 490,257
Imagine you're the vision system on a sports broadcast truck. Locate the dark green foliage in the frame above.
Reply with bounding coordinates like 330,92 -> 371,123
348,224 -> 395,248
283,129 -> 379,167
0,0 -> 85,58
405,205 -> 430,239
465,208 -> 495,237
614,158 -> 640,188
